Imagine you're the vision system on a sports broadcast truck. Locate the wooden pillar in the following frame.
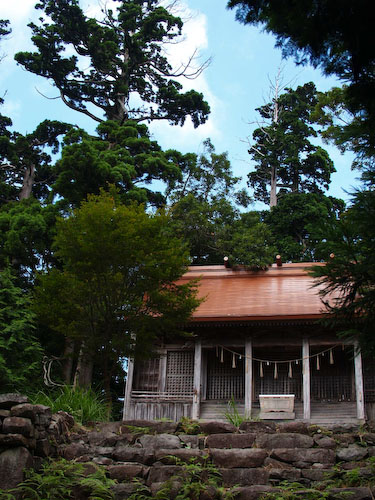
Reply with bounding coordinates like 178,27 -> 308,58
123,358 -> 134,420
354,341 -> 365,420
302,338 -> 311,420
192,340 -> 202,420
245,339 -> 252,418
158,351 -> 167,393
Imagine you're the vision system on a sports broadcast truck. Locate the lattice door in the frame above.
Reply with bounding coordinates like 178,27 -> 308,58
165,350 -> 194,395
254,362 -> 302,401
133,358 -> 160,391
206,350 -> 244,400
311,348 -> 353,402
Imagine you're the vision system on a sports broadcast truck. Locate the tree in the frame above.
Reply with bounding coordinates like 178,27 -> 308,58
0,119 -> 71,204
167,139 -> 251,264
0,198 -> 60,281
311,189 -> 375,355
0,267 -> 43,392
217,211 -> 276,269
227,0 -> 375,150
34,191 -> 200,404
52,120 -> 182,207
248,82 -> 335,206
15,0 -> 210,127
263,192 -> 345,262
313,86 -> 375,173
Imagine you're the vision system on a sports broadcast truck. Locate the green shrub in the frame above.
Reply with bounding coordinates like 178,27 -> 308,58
0,458 -> 115,499
223,396 -> 247,426
29,385 -> 109,424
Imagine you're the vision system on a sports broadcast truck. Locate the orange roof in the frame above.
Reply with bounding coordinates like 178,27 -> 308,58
179,263 -> 333,322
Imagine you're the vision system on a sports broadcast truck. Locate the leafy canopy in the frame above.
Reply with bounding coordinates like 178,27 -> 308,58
15,0 -> 210,126
248,82 -> 335,205
53,120 -> 183,207
34,191 -> 201,398
311,189 -> 375,355
0,267 -> 43,392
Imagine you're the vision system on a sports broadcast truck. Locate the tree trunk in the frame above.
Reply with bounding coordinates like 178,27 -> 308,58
270,164 -> 277,207
19,164 -> 35,200
62,338 -> 75,384
73,342 -> 93,388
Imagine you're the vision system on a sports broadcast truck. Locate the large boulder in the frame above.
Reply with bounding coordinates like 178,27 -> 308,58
336,444 -> 368,461
138,433 -> 181,450
111,483 -> 139,499
328,487 -> 374,500
271,448 -> 335,465
232,485 -> 275,500
206,433 -> 256,449
106,463 -> 148,481
113,446 -> 148,464
0,446 -> 34,490
277,422 -> 310,434
199,421 -> 237,434
219,468 -> 269,486
0,433 -> 30,448
0,394 -> 28,410
210,449 -> 268,468
155,448 -> 205,464
10,404 -> 52,427
256,432 -> 314,449
239,421 -> 276,433
147,465 -> 184,485
2,416 -> 34,437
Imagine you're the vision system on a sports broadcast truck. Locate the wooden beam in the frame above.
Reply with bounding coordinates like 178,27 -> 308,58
123,358 -> 134,420
192,340 -> 202,420
245,339 -> 252,418
353,341 -> 365,420
302,338 -> 311,420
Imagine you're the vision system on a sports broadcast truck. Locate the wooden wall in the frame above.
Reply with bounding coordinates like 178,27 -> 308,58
128,401 -> 192,421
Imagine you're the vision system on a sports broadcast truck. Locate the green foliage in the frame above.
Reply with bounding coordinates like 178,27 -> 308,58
218,211 -> 276,269
0,198 -> 60,279
227,1 -> 375,157
15,0 -> 209,126
34,191 -> 200,402
178,417 -> 201,435
248,82 -> 335,205
0,458 -> 115,499
260,481 -> 331,500
263,193 -> 345,262
311,189 -> 375,355
0,267 -> 43,392
53,120 -> 183,208
168,139 -> 251,264
0,118 -> 71,204
223,396 -> 246,426
128,458 -> 235,500
123,425 -> 152,435
30,385 -> 108,424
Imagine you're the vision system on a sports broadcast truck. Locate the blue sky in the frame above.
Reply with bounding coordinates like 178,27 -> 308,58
0,0 -> 360,208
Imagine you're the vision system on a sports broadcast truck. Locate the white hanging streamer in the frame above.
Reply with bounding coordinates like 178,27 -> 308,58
330,348 -> 334,365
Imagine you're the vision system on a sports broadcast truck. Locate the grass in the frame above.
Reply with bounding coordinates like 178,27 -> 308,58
29,385 -> 109,425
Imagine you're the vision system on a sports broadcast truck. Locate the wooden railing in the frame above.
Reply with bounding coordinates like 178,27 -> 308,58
131,391 -> 194,401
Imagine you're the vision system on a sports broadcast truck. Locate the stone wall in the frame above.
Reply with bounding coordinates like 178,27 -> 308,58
0,393 -> 74,490
1,394 -> 375,499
